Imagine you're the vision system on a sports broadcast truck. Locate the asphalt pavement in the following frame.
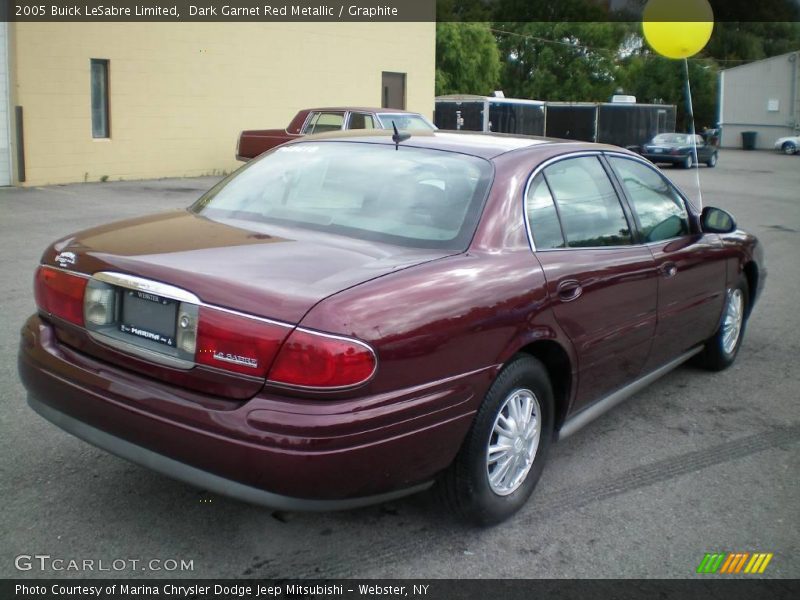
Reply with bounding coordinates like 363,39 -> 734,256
0,149 -> 798,579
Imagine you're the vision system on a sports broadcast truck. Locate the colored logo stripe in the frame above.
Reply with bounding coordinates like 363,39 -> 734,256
744,553 -> 773,574
719,553 -> 749,573
697,553 -> 726,573
697,552 -> 773,574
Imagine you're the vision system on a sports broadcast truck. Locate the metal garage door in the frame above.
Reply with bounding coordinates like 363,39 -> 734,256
0,23 -> 10,186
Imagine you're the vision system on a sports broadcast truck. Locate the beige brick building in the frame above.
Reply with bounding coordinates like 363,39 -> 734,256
0,22 -> 435,186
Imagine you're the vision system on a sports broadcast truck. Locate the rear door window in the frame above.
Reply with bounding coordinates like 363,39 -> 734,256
543,157 -> 632,248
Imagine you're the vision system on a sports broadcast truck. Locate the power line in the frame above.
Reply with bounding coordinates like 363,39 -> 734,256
489,26 -> 755,65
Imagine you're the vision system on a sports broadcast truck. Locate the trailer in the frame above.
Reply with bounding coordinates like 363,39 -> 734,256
434,95 -> 676,149
434,95 -> 546,136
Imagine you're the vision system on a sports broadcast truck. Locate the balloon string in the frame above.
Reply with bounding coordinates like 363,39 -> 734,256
684,58 -> 703,209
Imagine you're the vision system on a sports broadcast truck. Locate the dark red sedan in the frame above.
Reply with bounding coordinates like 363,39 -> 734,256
19,131 -> 764,525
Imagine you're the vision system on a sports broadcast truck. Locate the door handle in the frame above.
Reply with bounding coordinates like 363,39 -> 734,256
660,262 -> 678,278
557,279 -> 583,302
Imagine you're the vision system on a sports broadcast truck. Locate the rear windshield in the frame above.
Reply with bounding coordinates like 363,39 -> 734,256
652,133 -> 689,144
191,141 -> 493,250
378,114 -> 436,130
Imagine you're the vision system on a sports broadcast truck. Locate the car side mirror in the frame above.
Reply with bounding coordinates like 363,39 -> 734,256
701,206 -> 737,234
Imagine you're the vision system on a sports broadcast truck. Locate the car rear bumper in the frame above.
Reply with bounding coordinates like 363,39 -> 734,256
19,314 -> 483,509
640,153 -> 687,164
27,394 -> 432,511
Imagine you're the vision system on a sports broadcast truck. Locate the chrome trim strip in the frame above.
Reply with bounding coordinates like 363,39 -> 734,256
94,272 -> 201,304
266,326 -> 379,392
88,331 -> 195,370
28,395 -> 434,512
56,270 -> 374,378
558,346 -> 703,440
40,264 -> 90,279
92,271 -> 293,329
299,111 -> 315,134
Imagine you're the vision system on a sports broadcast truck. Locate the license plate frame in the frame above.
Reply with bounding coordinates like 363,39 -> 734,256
118,289 -> 178,348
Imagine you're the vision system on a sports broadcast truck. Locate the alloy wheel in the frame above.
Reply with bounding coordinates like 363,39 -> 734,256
722,288 -> 744,355
486,388 -> 541,496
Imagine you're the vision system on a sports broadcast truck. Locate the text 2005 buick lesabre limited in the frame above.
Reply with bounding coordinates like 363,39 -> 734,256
19,131 -> 764,525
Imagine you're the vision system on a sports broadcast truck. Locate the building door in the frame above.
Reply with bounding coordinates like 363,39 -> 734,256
381,72 -> 406,110
0,23 -> 11,186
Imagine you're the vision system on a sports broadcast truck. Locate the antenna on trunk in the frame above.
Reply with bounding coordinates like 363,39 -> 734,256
391,121 -> 410,150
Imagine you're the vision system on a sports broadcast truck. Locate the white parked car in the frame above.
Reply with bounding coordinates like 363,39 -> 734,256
774,135 -> 800,155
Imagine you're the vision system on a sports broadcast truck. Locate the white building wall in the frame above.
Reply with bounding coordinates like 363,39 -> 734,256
720,51 -> 800,150
0,23 -> 11,186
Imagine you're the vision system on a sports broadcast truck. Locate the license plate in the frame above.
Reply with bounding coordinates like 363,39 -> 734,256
653,148 -> 663,153
119,289 -> 177,347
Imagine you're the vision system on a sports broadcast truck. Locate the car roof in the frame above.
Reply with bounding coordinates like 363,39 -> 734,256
295,129 -> 611,160
306,107 -> 421,114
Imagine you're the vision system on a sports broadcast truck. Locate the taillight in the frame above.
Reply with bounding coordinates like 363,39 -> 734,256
34,266 -> 88,326
195,306 -> 289,377
268,329 -> 377,389
33,267 -> 376,389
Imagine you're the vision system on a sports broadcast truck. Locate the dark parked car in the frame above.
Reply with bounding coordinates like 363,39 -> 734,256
19,131 -> 764,525
640,132 -> 719,168
236,107 -> 436,161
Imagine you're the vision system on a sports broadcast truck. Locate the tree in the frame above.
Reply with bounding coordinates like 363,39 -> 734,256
494,22 -> 635,101
436,23 -> 502,96
619,54 -> 719,131
706,22 -> 800,64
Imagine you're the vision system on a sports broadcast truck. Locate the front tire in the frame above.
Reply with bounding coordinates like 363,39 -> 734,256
681,154 -> 694,169
783,142 -> 797,155
696,276 -> 749,371
438,355 -> 554,526
706,152 -> 718,168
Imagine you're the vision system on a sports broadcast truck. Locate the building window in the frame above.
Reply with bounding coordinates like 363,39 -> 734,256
90,59 -> 109,138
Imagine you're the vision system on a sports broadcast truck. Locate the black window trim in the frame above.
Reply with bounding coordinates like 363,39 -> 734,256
537,172 -> 568,249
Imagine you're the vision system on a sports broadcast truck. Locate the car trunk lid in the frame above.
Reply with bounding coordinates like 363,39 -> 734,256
41,210 -> 451,396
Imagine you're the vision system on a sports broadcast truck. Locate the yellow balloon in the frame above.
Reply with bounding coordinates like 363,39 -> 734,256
642,0 -> 714,59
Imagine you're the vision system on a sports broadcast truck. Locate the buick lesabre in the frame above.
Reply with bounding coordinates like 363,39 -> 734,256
19,131 -> 764,524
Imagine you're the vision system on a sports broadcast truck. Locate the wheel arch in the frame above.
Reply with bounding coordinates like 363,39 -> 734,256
742,260 -> 759,317
515,339 -> 574,433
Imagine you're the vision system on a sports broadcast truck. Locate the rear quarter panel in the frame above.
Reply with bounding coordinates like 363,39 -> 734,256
238,129 -> 300,159
299,251 -> 551,400
297,153 -> 578,410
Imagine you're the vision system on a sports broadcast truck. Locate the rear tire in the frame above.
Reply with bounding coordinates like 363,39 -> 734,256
783,142 -> 797,155
437,355 -> 554,526
696,275 -> 749,371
